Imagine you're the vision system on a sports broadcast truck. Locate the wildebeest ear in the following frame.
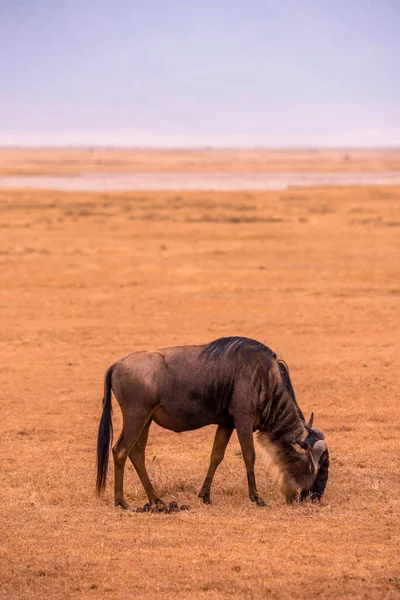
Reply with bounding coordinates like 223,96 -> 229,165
307,412 -> 314,428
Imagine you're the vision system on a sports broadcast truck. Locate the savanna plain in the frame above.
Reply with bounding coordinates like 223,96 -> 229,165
1,151 -> 399,599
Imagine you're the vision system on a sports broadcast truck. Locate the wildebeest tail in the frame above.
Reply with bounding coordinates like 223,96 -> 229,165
96,364 -> 114,494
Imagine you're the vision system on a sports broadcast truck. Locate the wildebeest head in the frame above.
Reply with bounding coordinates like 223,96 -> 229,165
272,361 -> 330,502
297,413 -> 330,502
257,416 -> 329,504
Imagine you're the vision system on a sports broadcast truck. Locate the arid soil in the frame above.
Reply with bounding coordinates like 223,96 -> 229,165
1,147 -> 400,175
1,184 -> 399,599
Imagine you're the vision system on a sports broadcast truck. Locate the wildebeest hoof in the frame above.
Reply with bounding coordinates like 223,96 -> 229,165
115,499 -> 135,511
256,499 -> 271,507
250,497 -> 270,507
299,490 -> 321,503
199,494 -> 211,505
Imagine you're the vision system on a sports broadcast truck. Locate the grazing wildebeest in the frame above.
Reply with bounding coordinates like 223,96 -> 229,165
96,337 -> 329,509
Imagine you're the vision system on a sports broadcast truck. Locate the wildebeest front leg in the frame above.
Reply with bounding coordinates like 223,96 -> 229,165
236,422 -> 269,507
198,425 -> 234,504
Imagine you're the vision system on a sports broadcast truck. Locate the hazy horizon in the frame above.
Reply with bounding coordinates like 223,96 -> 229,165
1,142 -> 399,150
1,1 -> 399,148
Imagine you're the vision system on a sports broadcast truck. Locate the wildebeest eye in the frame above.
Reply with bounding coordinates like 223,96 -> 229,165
293,440 -> 309,450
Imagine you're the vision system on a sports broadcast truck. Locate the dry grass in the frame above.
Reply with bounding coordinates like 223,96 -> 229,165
0,147 -> 400,175
1,186 -> 399,599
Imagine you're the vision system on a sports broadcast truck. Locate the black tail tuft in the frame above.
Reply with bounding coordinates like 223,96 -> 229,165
96,365 -> 114,495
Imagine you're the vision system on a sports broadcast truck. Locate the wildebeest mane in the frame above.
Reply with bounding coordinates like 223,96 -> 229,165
277,359 -> 306,423
201,336 -> 277,362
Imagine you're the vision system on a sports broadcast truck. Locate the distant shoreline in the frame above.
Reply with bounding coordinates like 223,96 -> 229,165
0,147 -> 399,177
1,171 -> 400,191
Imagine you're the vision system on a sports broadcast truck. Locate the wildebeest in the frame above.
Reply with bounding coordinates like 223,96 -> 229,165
96,336 -> 329,509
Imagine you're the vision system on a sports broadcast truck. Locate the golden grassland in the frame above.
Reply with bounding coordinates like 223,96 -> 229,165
1,185 -> 399,599
0,147 -> 400,175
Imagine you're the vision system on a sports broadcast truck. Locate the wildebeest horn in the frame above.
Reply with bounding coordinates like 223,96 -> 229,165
307,412 -> 314,428
309,440 -> 327,473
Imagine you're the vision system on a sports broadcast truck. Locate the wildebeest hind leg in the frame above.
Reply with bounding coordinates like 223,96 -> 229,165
128,420 -> 163,506
198,425 -> 234,504
113,413 -> 155,510
235,421 -> 269,507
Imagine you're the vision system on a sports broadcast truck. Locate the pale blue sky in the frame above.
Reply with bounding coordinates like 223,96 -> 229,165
0,0 -> 399,147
